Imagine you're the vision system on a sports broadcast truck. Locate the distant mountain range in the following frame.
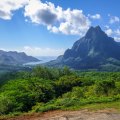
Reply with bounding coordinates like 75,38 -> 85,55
46,26 -> 120,71
0,50 -> 39,65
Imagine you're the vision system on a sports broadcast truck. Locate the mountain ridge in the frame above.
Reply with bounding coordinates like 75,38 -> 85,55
46,26 -> 120,71
0,50 -> 39,65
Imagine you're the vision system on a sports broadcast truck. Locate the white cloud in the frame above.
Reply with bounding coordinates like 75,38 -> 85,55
24,0 -> 57,25
104,25 -> 110,29
24,0 -> 91,35
23,46 -> 65,56
115,29 -> 120,36
105,27 -> 120,41
109,16 -> 120,24
0,0 -> 29,20
0,0 -> 106,36
88,14 -> 101,20
105,28 -> 113,36
114,37 -> 120,42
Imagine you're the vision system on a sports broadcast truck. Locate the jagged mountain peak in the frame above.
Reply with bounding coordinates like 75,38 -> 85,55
66,26 -> 120,59
85,26 -> 107,40
87,26 -> 102,32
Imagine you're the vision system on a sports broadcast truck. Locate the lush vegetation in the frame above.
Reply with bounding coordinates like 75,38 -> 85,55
1,66 -> 120,116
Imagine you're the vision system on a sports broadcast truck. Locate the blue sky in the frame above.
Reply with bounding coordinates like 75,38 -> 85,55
0,0 -> 120,56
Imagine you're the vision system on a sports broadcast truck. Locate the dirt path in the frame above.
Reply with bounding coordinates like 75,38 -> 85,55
1,109 -> 120,120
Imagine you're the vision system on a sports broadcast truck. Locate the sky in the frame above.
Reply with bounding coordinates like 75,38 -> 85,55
0,0 -> 120,56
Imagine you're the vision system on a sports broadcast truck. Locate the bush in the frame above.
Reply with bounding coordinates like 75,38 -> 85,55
55,75 -> 82,96
95,80 -> 115,96
0,78 -> 55,114
62,87 -> 84,99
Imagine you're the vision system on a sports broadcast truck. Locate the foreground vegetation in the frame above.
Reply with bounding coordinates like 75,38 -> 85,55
1,66 -> 120,117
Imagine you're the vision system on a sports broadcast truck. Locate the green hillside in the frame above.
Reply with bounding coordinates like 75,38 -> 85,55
1,67 -> 120,117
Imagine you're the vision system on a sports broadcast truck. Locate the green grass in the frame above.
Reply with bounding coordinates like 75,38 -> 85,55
32,96 -> 120,113
0,112 -> 22,120
63,100 -> 120,112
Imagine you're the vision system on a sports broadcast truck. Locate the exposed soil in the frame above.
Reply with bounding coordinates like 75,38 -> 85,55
1,109 -> 120,120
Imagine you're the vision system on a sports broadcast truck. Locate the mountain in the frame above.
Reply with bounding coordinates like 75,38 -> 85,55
0,50 -> 39,65
46,26 -> 120,71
